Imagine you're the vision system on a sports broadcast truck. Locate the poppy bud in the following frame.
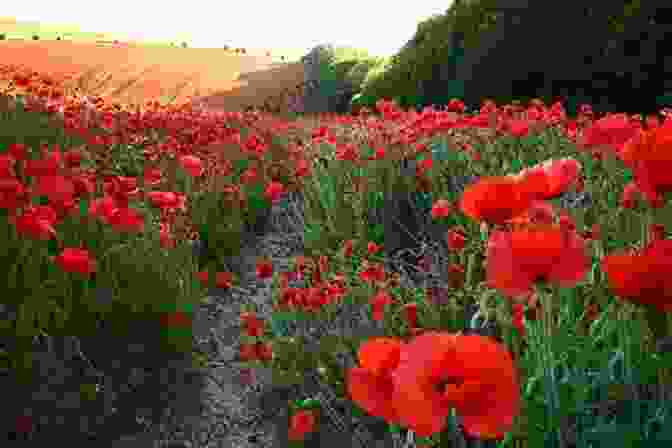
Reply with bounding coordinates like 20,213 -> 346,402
53,248 -> 96,276
446,228 -> 467,251
240,312 -> 264,337
255,258 -> 273,279
402,302 -> 418,328
238,343 -> 257,361
256,342 -> 273,361
431,199 -> 452,219
288,409 -> 318,441
649,223 -> 666,242
342,239 -> 354,257
620,182 -> 638,209
367,242 -> 382,255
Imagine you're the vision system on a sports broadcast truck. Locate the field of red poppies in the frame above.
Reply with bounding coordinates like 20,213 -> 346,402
2,40 -> 672,447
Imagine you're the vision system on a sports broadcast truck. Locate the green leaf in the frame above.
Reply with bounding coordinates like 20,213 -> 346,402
509,159 -> 522,172
297,398 -> 321,409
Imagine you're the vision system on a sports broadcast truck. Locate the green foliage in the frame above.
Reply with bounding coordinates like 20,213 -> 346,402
303,44 -> 387,113
351,0 -> 660,114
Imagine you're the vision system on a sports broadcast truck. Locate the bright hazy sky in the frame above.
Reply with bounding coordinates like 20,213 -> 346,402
5,1 -> 453,57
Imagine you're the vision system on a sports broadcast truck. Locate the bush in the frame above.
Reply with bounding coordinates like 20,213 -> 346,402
181,41 -> 188,48
32,34 -> 39,41
454,0 -> 670,116
0,34 -> 5,41
301,44 -> 386,114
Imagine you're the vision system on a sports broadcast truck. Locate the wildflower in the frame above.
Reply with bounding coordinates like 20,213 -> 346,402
446,228 -> 467,251
53,248 -> 97,276
601,238 -> 672,312
391,332 -> 519,439
460,176 -> 534,225
288,409 -> 318,441
485,225 -> 589,300
178,155 -> 203,177
620,120 -> 672,202
347,337 -> 403,424
431,199 -> 452,219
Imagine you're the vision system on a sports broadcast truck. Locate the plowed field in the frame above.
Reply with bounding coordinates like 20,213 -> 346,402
0,39 -> 306,110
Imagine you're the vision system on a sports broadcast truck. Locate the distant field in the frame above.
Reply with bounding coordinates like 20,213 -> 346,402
0,16 -> 306,62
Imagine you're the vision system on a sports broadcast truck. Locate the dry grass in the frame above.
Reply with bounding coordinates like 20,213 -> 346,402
0,39 -> 306,109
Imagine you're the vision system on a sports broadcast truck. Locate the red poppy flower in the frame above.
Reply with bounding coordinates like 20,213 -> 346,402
342,239 -> 355,258
431,199 -> 452,219
264,181 -> 285,202
601,238 -> 672,312
53,248 -> 97,276
0,177 -> 28,211
7,143 -> 28,161
238,342 -> 273,362
402,302 -> 419,328
460,176 -> 534,225
159,311 -> 191,328
358,261 -> 386,284
390,332 -> 519,439
367,242 -> 382,255
620,181 -> 640,209
35,175 -> 75,203
485,226 -> 589,300
238,343 -> 257,362
514,158 -> 581,200
370,290 -> 394,321
255,258 -> 273,279
240,312 -> 264,337
12,205 -> 58,240
347,337 -> 403,424
288,409 -> 318,441
159,223 -> 175,249
619,121 -> 672,200
579,113 -> 641,156
446,228 -> 467,251
178,155 -> 203,177
146,191 -> 184,209
106,206 -> 144,233
506,200 -> 557,230
196,271 -> 234,289
256,342 -> 273,361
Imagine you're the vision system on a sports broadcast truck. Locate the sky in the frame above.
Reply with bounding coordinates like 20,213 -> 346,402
4,1 -> 453,57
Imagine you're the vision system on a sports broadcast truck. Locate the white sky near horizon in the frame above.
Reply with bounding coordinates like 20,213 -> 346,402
4,1 -> 453,57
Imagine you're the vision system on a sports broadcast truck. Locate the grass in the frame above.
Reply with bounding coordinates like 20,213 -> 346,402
2,54 -> 672,448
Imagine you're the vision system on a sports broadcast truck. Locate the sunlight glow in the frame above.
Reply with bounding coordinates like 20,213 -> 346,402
3,1 -> 453,57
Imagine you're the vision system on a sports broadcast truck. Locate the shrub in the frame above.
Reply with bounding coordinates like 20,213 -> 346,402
454,0 -> 669,116
181,41 -> 188,48
32,34 -> 39,41
0,34 -> 5,41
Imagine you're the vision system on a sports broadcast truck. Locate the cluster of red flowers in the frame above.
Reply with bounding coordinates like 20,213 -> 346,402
347,332 -> 519,439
